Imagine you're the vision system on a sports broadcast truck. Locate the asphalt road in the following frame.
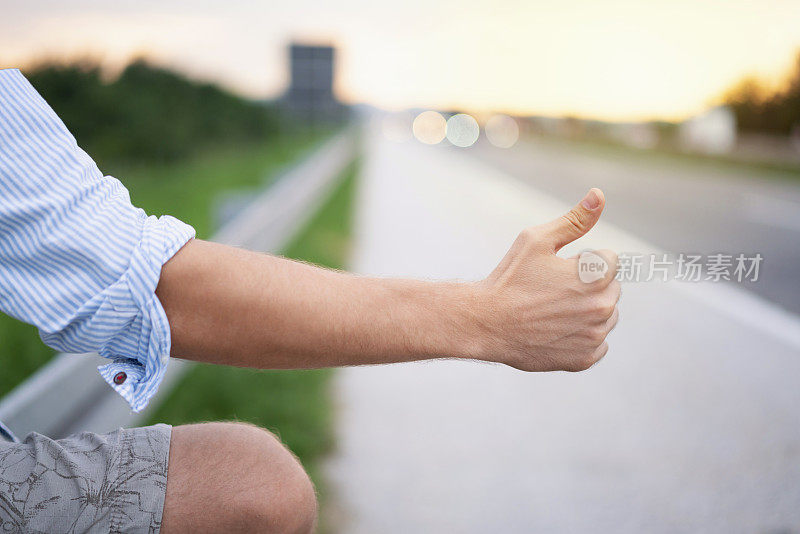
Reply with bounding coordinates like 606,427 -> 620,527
326,135 -> 800,533
469,137 -> 800,315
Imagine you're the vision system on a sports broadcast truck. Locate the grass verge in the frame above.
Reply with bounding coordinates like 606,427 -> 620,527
146,158 -> 359,499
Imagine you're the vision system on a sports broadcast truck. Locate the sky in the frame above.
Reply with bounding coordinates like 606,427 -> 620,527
2,0 -> 800,121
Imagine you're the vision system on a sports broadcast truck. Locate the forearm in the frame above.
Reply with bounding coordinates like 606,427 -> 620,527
156,239 -> 482,368
157,188 -> 621,374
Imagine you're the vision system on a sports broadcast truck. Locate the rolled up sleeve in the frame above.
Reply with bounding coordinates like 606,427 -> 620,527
0,68 -> 195,412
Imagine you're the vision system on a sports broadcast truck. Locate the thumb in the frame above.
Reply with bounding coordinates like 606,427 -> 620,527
541,188 -> 605,252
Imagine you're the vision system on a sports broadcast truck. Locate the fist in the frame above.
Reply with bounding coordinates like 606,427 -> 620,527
474,188 -> 620,372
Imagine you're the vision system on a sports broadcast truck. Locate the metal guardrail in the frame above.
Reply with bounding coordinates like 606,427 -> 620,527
0,129 -> 357,440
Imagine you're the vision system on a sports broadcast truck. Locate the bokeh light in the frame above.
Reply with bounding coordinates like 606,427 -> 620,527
445,113 -> 480,147
485,114 -> 519,148
412,111 -> 447,145
381,111 -> 414,142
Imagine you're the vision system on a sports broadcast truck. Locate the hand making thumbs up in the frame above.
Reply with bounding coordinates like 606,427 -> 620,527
475,188 -> 620,372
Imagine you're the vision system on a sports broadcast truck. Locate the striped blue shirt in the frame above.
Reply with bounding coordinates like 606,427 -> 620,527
0,68 -> 195,412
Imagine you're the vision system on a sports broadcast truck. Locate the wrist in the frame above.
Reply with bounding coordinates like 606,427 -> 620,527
415,280 -> 491,362
452,281 -> 494,362
372,277 -> 492,363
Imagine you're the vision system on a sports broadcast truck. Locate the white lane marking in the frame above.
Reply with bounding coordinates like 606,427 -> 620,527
675,280 -> 800,350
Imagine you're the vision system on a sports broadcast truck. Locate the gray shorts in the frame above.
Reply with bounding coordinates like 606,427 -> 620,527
0,424 -> 171,533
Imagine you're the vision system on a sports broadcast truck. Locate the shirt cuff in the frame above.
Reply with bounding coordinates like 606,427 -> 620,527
96,215 -> 195,412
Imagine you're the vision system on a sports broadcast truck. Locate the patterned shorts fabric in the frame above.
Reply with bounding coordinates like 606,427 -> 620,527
0,424 -> 171,533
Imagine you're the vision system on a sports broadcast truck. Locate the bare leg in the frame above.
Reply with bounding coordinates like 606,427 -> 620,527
160,422 -> 317,534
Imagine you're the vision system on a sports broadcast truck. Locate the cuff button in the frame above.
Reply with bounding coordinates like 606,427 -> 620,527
113,372 -> 127,385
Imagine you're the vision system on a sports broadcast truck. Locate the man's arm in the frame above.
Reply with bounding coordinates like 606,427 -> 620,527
157,189 -> 620,372
0,68 -> 196,411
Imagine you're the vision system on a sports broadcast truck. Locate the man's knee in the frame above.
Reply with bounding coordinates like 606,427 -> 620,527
229,423 -> 318,533
162,421 -> 317,534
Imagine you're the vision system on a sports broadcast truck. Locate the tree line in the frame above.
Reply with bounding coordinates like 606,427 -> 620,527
722,51 -> 800,136
23,59 -> 282,166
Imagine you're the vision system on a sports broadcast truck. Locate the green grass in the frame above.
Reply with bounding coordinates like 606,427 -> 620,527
0,320 -> 55,397
146,158 -> 359,495
0,132 -> 327,397
115,132 -> 329,239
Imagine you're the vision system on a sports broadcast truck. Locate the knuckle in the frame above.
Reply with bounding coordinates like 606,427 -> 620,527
609,279 -> 622,296
607,260 -> 619,280
517,227 -> 541,250
609,287 -> 621,302
589,295 -> 615,318
561,210 -> 586,233
600,249 -> 619,268
520,226 -> 538,242
607,311 -> 619,330
590,328 -> 607,344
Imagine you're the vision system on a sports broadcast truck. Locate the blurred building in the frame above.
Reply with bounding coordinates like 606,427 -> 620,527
282,43 -> 347,123
679,106 -> 737,154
